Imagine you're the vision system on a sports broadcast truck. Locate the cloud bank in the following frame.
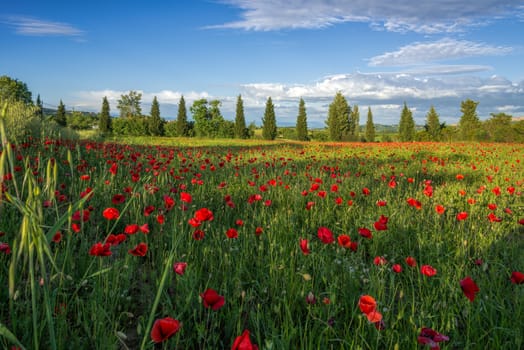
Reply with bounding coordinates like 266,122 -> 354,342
213,0 -> 524,33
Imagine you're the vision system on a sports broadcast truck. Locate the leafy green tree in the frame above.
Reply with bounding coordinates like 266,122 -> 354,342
191,99 -> 212,137
326,92 -> 350,141
117,90 -> 142,118
99,96 -> 111,133
176,95 -> 188,137
234,94 -> 248,138
459,99 -> 481,141
398,102 -> 415,141
0,75 -> 32,105
148,96 -> 164,136
485,113 -> 514,142
349,104 -> 360,140
296,98 -> 308,141
55,100 -> 67,127
424,105 -> 441,141
35,94 -> 44,119
365,107 -> 375,142
262,97 -> 277,140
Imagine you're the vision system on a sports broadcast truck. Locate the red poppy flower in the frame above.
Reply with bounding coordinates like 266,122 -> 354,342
144,205 -> 156,216
373,215 -> 388,231
195,208 -> 214,222
373,256 -> 387,266
392,264 -> 402,273
163,195 -> 175,210
407,197 -> 422,209
423,184 -> 433,198
125,224 -> 139,235
376,200 -> 387,207
365,310 -> 383,323
111,194 -> 126,205
350,241 -> 358,252
71,223 -> 81,233
456,212 -> 468,221
417,327 -> 449,349
358,295 -> 377,314
139,223 -> 150,234
102,207 -> 120,220
362,187 -> 371,195
128,242 -> 148,256
317,227 -> 335,244
52,232 -> 62,243
193,230 -> 205,240
188,217 -> 202,227
487,212 -> 502,222
405,256 -> 417,267
200,288 -> 225,310
150,317 -> 181,343
460,276 -> 480,302
226,228 -> 238,239
232,330 -> 258,350
156,214 -> 165,225
358,227 -> 372,239
173,262 -> 187,276
435,205 -> 445,215
255,227 -> 263,236
109,162 -> 118,176
510,271 -> 524,284
89,242 -> 112,256
421,265 -> 437,277
106,233 -> 126,246
0,242 -> 11,254
337,234 -> 351,248
299,238 -> 310,255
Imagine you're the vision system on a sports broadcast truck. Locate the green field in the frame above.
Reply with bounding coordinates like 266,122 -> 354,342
1,135 -> 523,349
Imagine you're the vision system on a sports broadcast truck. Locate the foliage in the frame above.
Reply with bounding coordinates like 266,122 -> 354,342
55,100 -> 67,127
296,98 -> 309,141
398,102 -> 415,141
112,115 -> 149,136
67,111 -> 98,130
326,92 -> 349,141
190,99 -> 232,138
425,106 -> 441,141
484,113 -> 514,142
117,90 -> 142,118
35,94 -> 44,119
0,75 -> 33,105
148,96 -> 164,136
261,97 -> 277,140
234,95 -> 248,139
349,104 -> 360,140
176,96 -> 189,137
459,99 -> 481,141
98,97 -> 112,134
365,107 -> 375,142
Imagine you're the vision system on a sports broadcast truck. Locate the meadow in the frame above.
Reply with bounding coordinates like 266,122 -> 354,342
0,131 -> 523,349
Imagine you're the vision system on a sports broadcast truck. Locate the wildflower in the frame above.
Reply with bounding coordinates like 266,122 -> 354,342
173,262 -> 187,276
392,264 -> 402,273
299,238 -> 310,255
195,208 -> 214,222
435,205 -> 445,215
317,227 -> 335,244
232,330 -> 258,350
406,256 -> 417,267
337,234 -> 352,248
421,265 -> 437,277
102,207 -> 120,220
0,242 -> 11,254
510,271 -> 524,284
193,230 -> 205,240
373,215 -> 388,231
89,242 -> 112,257
128,243 -> 148,257
358,227 -> 372,239
200,288 -> 225,310
150,317 -> 181,343
226,228 -> 238,239
456,212 -> 468,221
460,276 -> 480,302
417,327 -> 449,350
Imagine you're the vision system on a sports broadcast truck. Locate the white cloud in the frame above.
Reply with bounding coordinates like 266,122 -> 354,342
369,38 -> 512,66
2,15 -> 84,36
213,0 -> 524,33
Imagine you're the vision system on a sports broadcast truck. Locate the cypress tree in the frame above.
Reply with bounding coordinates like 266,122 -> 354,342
326,92 -> 349,141
56,100 -> 67,126
176,96 -> 188,137
234,94 -> 247,138
149,96 -> 163,136
425,105 -> 441,141
365,107 -> 375,142
296,98 -> 308,141
262,97 -> 277,140
459,99 -> 481,141
99,96 -> 111,133
36,94 -> 44,119
399,102 -> 415,141
349,104 -> 360,140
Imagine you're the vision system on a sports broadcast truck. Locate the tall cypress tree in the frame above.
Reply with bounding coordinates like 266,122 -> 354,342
262,97 -> 277,140
36,94 -> 44,119
99,96 -> 111,133
398,102 -> 415,141
349,104 -> 360,140
176,96 -> 188,137
56,99 -> 67,126
459,99 -> 480,141
425,105 -> 441,141
365,107 -> 375,142
326,92 -> 349,141
296,98 -> 308,141
149,96 -> 163,136
234,94 -> 247,138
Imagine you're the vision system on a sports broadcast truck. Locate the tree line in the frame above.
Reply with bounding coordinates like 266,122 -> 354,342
1,75 -> 523,143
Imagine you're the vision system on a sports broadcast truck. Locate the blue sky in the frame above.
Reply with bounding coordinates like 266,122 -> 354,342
1,0 -> 523,127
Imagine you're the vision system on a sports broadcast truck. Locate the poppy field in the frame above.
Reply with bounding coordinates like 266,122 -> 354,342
0,132 -> 523,349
